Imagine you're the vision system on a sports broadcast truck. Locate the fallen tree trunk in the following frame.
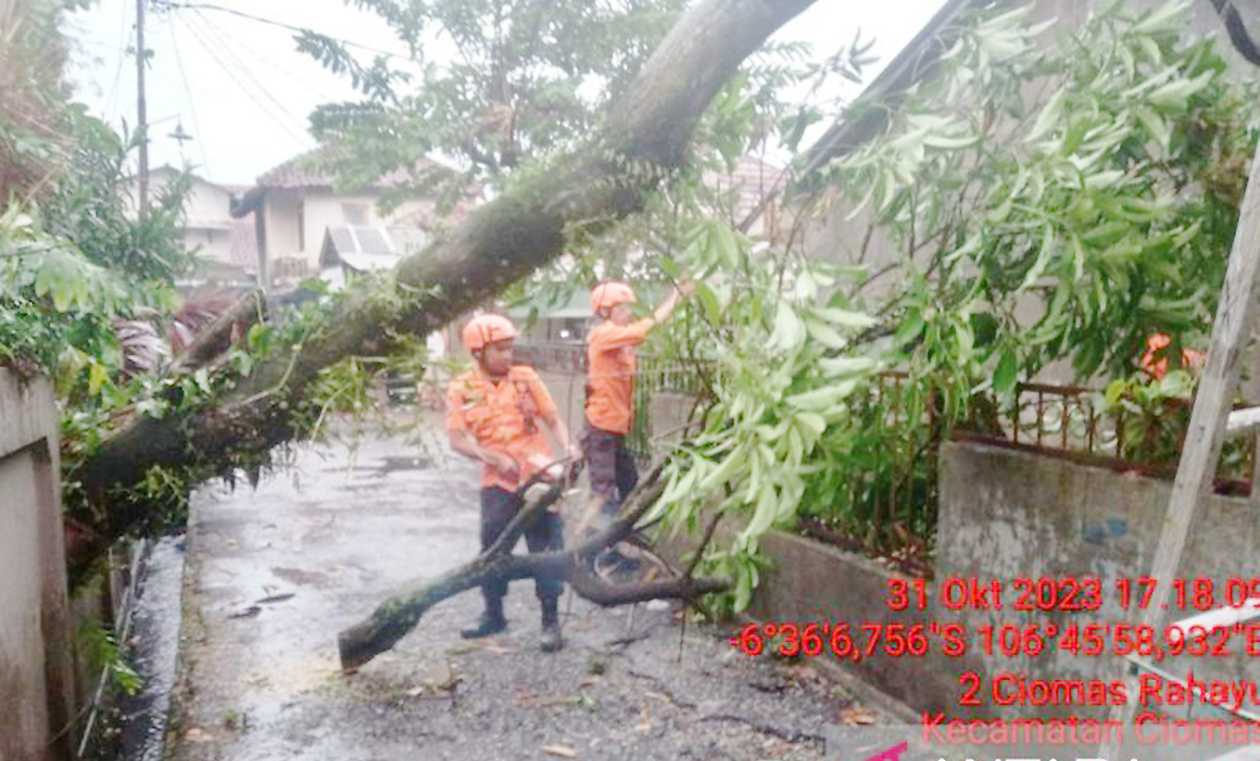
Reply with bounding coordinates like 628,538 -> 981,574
67,0 -> 819,584
337,462 -> 728,671
167,289 -> 266,375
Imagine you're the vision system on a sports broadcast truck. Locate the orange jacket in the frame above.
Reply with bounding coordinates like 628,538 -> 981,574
446,365 -> 560,491
1140,333 -> 1205,380
585,319 -> 652,434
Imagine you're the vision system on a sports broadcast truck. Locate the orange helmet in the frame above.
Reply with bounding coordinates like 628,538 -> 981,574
461,313 -> 518,352
591,281 -> 636,314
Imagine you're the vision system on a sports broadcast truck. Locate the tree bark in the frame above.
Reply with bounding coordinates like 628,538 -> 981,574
167,289 -> 266,375
68,0 -> 819,584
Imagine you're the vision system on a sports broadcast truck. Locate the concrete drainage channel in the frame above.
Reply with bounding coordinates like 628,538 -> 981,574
82,535 -> 186,760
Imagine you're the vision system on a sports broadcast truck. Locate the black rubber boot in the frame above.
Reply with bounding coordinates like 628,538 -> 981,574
539,598 -> 563,653
461,598 -> 507,639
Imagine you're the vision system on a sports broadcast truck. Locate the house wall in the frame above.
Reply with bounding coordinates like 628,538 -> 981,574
180,177 -> 234,271
177,178 -> 233,232
134,172 -> 237,269
264,189 -> 303,262
182,226 -> 234,274
263,189 -> 436,272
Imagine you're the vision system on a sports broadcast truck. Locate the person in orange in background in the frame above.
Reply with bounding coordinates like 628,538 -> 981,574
1139,332 -> 1206,380
579,279 -> 694,539
446,313 -> 579,652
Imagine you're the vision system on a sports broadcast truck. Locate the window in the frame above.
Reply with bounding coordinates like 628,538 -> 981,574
342,202 -> 369,225
297,202 -> 305,251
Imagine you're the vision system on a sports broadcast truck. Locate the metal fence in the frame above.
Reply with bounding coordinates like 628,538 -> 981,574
512,341 -> 588,374
956,381 -> 1257,495
513,341 -> 712,459
627,354 -> 714,458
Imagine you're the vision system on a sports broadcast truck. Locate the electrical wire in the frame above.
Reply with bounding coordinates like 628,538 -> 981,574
166,15 -> 211,170
156,1 -> 406,61
105,0 -> 134,122
187,9 -> 342,104
177,13 -> 306,145
189,9 -> 304,126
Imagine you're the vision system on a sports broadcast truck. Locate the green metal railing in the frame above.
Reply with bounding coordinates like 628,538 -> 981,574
627,354 -> 713,460
513,342 -> 713,460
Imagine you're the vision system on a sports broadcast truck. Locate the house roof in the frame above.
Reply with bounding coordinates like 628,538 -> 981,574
703,155 -> 786,226
256,145 -> 453,191
143,164 -> 240,196
794,0 -> 979,186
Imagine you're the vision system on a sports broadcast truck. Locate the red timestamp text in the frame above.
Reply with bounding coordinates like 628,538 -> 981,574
973,621 -> 1260,662
886,575 -> 1260,613
727,621 -> 967,661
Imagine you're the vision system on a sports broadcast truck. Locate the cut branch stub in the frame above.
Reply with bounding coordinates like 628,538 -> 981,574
336,461 -> 727,672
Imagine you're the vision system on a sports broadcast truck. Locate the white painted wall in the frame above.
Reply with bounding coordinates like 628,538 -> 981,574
264,189 -> 303,263
263,189 -> 436,271
135,171 -> 237,268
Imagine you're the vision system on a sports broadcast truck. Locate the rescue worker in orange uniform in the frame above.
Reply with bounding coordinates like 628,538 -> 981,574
446,313 -> 578,652
581,280 -> 693,531
1139,333 -> 1206,380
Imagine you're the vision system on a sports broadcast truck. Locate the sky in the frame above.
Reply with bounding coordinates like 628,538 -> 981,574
65,0 -> 950,188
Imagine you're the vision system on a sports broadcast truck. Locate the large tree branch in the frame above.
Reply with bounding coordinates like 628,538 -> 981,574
69,0 -> 818,585
336,462 -> 727,671
166,289 -> 266,375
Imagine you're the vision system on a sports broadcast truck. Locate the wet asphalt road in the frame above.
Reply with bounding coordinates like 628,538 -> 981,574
167,419 -> 888,761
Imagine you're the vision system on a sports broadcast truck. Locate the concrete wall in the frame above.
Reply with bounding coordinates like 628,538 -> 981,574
739,528 -> 982,717
938,440 -> 1260,716
0,370 -> 76,761
660,438 -> 1260,721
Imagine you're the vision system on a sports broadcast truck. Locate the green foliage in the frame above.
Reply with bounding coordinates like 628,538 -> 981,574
302,0 -> 687,196
637,1 -> 1259,613
1101,370 -> 1250,477
638,216 -> 886,614
1103,370 -> 1195,465
826,0 -> 1255,386
78,620 -> 142,696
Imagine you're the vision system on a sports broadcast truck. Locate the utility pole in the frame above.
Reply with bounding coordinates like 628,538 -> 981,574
136,0 -> 149,218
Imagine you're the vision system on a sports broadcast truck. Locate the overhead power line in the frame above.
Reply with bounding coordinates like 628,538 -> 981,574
177,12 -> 307,145
167,15 -> 211,170
105,1 -> 133,127
190,9 -> 303,125
154,1 -> 407,61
